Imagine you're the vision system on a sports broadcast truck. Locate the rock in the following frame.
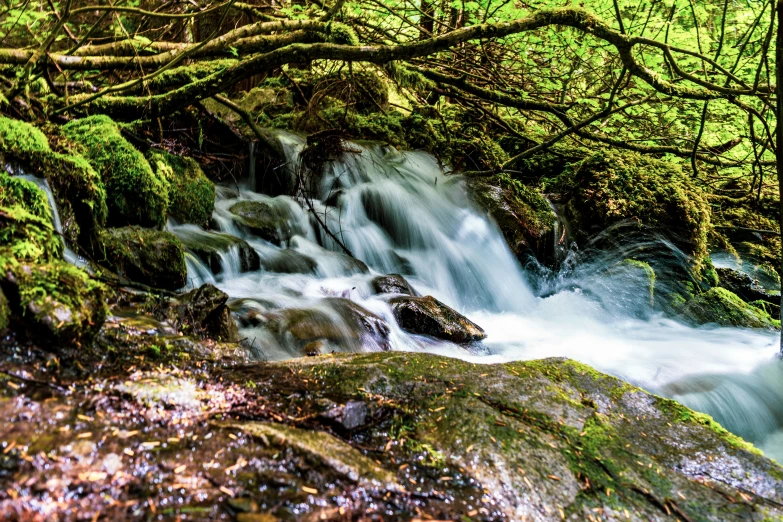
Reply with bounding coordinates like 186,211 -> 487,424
229,200 -> 298,244
168,284 -> 240,342
260,352 -> 783,521
558,149 -> 712,276
258,249 -> 318,274
592,259 -> 656,316
467,176 -> 556,265
371,274 -> 417,296
148,150 -> 215,226
319,400 -> 368,430
679,287 -> 779,329
175,227 -> 260,274
0,261 -> 107,346
96,226 -> 187,290
388,295 -> 485,343
63,115 -> 168,229
261,298 -> 390,352
716,267 -> 778,318
221,421 -> 401,491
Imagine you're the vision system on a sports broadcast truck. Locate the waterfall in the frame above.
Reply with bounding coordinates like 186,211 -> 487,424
166,130 -> 781,461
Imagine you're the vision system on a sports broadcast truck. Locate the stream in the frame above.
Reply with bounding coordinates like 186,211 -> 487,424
32,131 -> 783,464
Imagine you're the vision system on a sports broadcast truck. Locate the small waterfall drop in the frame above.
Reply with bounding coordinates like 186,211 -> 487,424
169,130 -> 781,460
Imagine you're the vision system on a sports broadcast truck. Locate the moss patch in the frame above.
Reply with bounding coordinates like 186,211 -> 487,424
63,115 -> 168,228
147,150 -> 215,226
0,116 -> 50,164
679,287 -> 779,329
96,226 -> 187,290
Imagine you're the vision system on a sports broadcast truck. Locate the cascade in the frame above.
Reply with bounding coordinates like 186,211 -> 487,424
144,132 -> 783,461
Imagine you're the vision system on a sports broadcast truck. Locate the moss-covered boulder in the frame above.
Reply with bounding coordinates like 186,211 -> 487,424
174,227 -> 260,274
96,227 -> 187,290
559,150 -> 711,274
0,287 -> 9,332
0,174 -> 62,265
63,116 -> 168,228
0,260 -> 107,346
679,287 -> 779,329
716,267 -> 779,318
148,150 -> 215,226
388,295 -> 486,343
228,200 -> 299,244
245,352 -> 783,521
467,174 -> 555,265
0,116 -> 50,165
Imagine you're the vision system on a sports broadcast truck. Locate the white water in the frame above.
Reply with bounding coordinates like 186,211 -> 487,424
168,132 -> 783,461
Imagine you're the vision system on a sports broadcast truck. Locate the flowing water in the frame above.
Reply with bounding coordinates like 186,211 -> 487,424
18,132 -> 779,462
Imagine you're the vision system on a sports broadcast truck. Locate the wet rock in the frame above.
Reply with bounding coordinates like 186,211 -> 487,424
96,226 -> 187,290
176,228 -> 260,274
371,274 -> 417,296
261,298 -> 390,352
115,373 -> 203,410
229,200 -> 297,244
319,400 -> 368,430
716,267 -> 779,318
168,284 -> 240,342
222,421 -> 401,491
467,177 -> 556,265
679,287 -> 779,329
0,260 -> 107,346
259,249 -> 318,274
388,295 -> 485,343
265,352 -> 783,521
0,288 -> 8,332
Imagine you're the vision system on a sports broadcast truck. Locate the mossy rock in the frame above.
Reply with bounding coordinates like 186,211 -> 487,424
228,200 -> 298,244
148,150 -> 215,226
255,352 -> 783,520
258,248 -> 318,275
388,295 -> 486,343
559,150 -> 711,275
44,151 -> 108,247
0,171 -> 51,221
467,174 -> 555,265
62,115 -> 168,228
0,116 -> 50,165
96,227 -> 187,290
0,287 -> 8,332
0,260 -> 107,346
0,175 -> 62,266
678,287 -> 779,329
174,227 -> 260,274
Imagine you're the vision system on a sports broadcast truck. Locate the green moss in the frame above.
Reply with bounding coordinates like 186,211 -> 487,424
679,287 -> 779,329
147,150 -> 215,226
62,115 -> 168,228
621,259 -> 656,307
325,22 -> 359,46
561,150 -> 711,275
0,171 -> 51,221
0,116 -> 50,162
96,226 -> 186,290
0,287 -> 8,332
0,260 -> 107,345
657,397 -> 761,455
0,206 -> 63,267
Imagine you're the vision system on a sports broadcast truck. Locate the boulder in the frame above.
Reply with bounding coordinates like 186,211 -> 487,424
258,249 -> 318,274
260,298 -> 390,352
148,150 -> 215,226
558,149 -> 711,276
161,284 -> 240,342
229,200 -> 298,244
388,295 -> 485,343
679,287 -> 779,329
96,227 -> 187,290
0,260 -> 107,346
467,176 -> 555,265
63,115 -> 168,228
370,274 -> 417,296
176,228 -> 260,274
716,267 -> 779,318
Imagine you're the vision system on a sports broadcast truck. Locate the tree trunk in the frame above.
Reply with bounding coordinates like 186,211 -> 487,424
776,1 -> 783,350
